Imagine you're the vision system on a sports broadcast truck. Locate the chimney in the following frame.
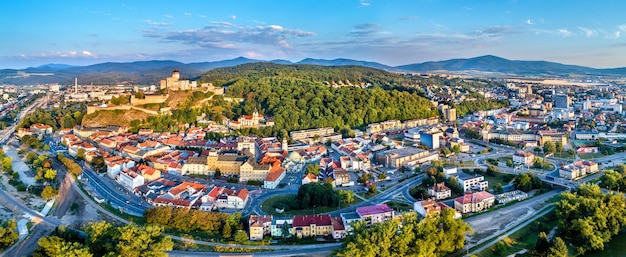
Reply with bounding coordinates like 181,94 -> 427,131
75,78 -> 78,93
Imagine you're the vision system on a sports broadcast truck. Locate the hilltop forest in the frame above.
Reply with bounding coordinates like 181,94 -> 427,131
83,63 -> 507,138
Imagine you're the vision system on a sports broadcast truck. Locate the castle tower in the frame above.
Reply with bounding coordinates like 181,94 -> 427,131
172,70 -> 180,81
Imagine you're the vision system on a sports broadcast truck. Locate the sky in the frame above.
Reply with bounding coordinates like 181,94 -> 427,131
2,0 -> 626,69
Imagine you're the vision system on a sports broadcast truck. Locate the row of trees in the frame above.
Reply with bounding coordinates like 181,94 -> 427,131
33,222 -> 173,257
335,209 -> 471,256
57,153 -> 82,176
144,206 -> 243,238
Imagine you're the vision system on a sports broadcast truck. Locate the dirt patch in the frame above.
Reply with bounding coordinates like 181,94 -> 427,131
82,108 -> 154,127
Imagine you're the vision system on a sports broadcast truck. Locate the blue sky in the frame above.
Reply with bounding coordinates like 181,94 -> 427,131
2,0 -> 626,69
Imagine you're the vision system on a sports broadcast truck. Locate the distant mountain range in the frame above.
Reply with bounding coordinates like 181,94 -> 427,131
2,55 -> 626,85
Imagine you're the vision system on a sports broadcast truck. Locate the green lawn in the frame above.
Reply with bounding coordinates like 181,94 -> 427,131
260,194 -> 362,217
457,160 -> 478,167
385,201 -> 413,212
552,152 -> 575,159
578,153 -> 606,159
482,172 -> 515,188
476,210 -> 558,257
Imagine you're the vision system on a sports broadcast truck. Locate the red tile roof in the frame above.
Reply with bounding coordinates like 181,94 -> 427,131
292,214 -> 332,227
356,204 -> 393,216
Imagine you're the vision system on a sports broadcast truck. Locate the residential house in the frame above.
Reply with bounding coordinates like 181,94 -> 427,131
292,214 -> 333,238
456,173 -> 488,192
428,182 -> 452,200
513,151 -> 534,166
414,199 -> 442,217
301,173 -> 319,185
264,165 -> 286,189
249,215 -> 273,240
117,168 -> 145,191
454,191 -> 495,214
559,161 -> 599,180
331,217 -> 346,239
356,204 -> 394,226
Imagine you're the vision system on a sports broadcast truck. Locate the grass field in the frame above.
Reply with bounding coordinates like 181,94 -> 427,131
578,153 -> 606,159
482,172 -> 515,188
260,194 -> 362,217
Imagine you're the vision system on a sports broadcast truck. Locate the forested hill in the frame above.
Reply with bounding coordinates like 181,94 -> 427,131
200,62 -> 413,87
200,63 -> 439,133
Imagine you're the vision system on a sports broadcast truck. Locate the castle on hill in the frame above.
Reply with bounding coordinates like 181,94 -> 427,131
160,69 -> 197,91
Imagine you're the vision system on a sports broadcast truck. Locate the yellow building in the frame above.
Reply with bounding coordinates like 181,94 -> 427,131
292,214 -> 333,238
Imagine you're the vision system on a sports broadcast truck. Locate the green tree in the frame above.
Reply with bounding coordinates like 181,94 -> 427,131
83,221 -> 114,256
113,224 -> 173,257
377,173 -> 387,180
335,209 -> 471,257
506,159 -> 514,167
25,152 -> 38,164
43,168 -> 57,181
493,183 -> 504,194
547,237 -> 568,257
338,190 -> 355,204
513,173 -> 533,192
599,170 -> 622,191
566,148 -> 576,156
486,165 -> 498,176
41,186 -> 58,199
280,221 -> 291,239
555,142 -> 564,153
222,222 -> 232,239
543,141 -> 556,155
2,157 -> 12,172
214,168 -> 221,178
535,231 -> 550,255
234,230 -> 248,244
368,183 -> 378,194
76,148 -> 86,161
0,219 -> 19,249
305,164 -> 320,176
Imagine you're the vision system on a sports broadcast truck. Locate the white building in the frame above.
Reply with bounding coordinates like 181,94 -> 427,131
456,173 -> 488,192
117,169 -> 145,191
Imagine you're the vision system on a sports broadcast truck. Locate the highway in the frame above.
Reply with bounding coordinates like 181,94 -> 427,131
79,162 -> 150,216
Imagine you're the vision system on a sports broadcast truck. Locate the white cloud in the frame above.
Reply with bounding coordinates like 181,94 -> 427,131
230,15 -> 237,20
359,0 -> 370,7
147,21 -> 316,50
526,19 -> 532,25
184,12 -> 192,16
557,29 -> 573,37
578,27 -> 597,37
613,31 -> 621,39
18,50 -> 96,58
144,19 -> 170,26
619,24 -> 626,31
163,14 -> 173,19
